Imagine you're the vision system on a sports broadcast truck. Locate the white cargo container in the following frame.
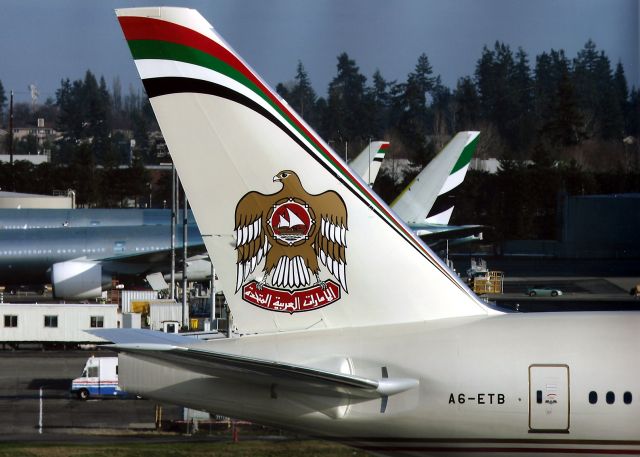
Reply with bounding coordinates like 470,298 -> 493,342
149,299 -> 186,331
120,290 -> 158,313
122,312 -> 142,329
0,303 -> 118,343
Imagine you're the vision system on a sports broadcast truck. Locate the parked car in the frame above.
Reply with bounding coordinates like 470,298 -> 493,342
526,286 -> 563,297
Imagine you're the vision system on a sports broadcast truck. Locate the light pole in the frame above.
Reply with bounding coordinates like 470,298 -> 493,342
170,163 -> 176,300
182,187 -> 188,329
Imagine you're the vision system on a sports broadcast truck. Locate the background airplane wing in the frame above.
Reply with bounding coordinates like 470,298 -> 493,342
415,224 -> 485,241
99,245 -> 208,277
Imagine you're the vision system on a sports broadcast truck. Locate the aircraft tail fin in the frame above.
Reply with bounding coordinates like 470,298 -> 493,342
116,8 -> 488,335
349,141 -> 390,186
425,132 -> 479,225
391,132 -> 479,225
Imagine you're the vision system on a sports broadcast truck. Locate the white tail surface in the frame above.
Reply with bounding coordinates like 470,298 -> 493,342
116,7 -> 487,334
349,141 -> 389,186
392,132 -> 479,225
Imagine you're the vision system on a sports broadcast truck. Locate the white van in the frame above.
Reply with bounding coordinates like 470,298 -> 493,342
71,356 -> 126,399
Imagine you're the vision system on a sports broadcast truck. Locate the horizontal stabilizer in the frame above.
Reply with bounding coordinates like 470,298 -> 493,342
92,329 -> 417,399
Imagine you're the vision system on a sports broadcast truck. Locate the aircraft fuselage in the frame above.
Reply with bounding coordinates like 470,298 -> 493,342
119,311 -> 640,456
0,225 -> 204,285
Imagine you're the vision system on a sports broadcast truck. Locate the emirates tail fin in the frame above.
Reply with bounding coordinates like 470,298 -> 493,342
392,132 -> 479,225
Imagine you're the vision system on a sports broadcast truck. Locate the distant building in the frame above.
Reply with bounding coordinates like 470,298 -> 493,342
469,158 -> 535,174
0,191 -> 75,209
0,154 -> 49,165
10,121 -> 58,142
470,158 -> 501,174
0,118 -> 60,164
502,193 -> 640,259
559,193 -> 640,258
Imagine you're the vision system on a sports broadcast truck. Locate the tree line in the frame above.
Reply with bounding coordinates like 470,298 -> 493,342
0,71 -> 159,165
0,72 -> 164,206
275,39 -> 638,241
277,39 -> 637,167
0,40 -> 637,241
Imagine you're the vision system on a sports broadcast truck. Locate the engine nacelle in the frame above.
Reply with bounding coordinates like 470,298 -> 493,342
51,261 -> 112,299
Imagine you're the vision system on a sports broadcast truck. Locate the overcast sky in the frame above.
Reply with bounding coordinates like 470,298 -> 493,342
0,0 -> 637,104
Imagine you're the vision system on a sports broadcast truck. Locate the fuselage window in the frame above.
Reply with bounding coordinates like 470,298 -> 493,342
623,392 -> 632,405
606,391 -> 615,404
589,391 -> 598,404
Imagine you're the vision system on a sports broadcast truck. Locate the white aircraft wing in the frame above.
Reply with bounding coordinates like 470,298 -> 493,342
90,329 -> 417,400
414,223 -> 484,241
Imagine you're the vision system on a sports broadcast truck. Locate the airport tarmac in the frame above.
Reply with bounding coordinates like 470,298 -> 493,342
0,256 -> 637,442
485,277 -> 640,311
0,350 -> 183,441
451,255 -> 640,278
0,293 -> 638,442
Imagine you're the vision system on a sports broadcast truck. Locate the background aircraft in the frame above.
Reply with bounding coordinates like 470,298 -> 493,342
0,133 -> 477,297
0,208 -> 212,295
0,224 -> 204,299
348,141 -> 389,186
391,131 -> 483,243
0,208 -> 194,229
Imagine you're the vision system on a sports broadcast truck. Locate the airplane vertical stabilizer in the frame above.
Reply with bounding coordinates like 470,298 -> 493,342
349,141 -> 389,186
116,7 -> 488,335
392,132 -> 479,225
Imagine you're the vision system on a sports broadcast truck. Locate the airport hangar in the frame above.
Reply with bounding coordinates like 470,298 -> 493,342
499,193 -> 640,260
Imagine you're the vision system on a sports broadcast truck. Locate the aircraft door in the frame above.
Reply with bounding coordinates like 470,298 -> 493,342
528,364 -> 569,433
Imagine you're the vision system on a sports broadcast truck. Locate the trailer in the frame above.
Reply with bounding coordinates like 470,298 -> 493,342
0,303 -> 118,346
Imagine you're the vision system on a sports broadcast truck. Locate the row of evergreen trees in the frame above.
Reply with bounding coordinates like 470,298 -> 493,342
0,72 -> 159,166
0,150 -> 157,208
0,40 -> 637,241
0,39 -> 636,168
277,39 -> 637,168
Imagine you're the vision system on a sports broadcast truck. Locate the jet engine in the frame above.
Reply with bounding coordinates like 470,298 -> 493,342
51,261 -> 112,299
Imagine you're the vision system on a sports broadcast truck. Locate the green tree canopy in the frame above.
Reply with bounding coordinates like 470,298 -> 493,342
324,52 -> 370,154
